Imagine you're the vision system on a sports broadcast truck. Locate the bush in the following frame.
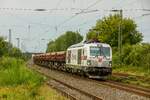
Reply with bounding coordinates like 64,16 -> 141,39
113,43 -> 150,68
0,57 -> 44,87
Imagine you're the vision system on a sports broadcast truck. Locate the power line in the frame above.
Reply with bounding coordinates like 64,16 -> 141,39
1,7 -> 149,13
41,8 -> 150,35
53,0 -> 63,33
55,0 -> 63,9
75,9 -> 99,14
1,8 -> 148,33
0,7 -> 98,12
43,0 -> 104,34
142,13 -> 150,16
113,0 -> 124,8
118,0 -> 137,8
56,0 -> 104,27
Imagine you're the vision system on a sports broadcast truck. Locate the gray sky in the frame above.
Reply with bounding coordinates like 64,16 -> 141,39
0,0 -> 150,52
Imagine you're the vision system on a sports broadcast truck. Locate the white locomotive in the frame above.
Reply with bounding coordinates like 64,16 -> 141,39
66,40 -> 112,78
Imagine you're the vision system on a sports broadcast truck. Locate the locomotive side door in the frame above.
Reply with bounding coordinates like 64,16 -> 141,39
67,50 -> 71,64
77,49 -> 82,64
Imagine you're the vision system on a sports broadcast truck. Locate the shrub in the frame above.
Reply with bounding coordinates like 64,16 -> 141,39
113,43 -> 150,68
0,57 -> 44,87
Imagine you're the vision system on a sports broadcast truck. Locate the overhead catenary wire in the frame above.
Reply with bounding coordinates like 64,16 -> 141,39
56,0 -> 104,27
42,0 -> 104,35
117,0 -> 138,8
53,0 -> 63,32
11,7 -> 149,36
50,0 -> 104,35
1,7 -> 149,32
0,7 -> 99,13
113,0 -> 125,8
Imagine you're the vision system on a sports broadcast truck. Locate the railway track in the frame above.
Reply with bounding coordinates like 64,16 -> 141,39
30,65 -> 102,100
97,80 -> 150,98
60,70 -> 150,98
71,74 -> 150,98
111,72 -> 150,93
112,72 -> 147,79
28,62 -> 150,100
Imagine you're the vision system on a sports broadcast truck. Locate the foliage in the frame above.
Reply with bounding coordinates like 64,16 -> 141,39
0,57 -> 44,87
0,57 -> 67,99
46,31 -> 83,52
9,47 -> 22,58
113,43 -> 150,73
112,44 -> 150,87
0,84 -> 68,100
0,37 -> 25,59
22,52 -> 32,61
0,37 -> 10,57
109,74 -> 150,88
86,14 -> 143,47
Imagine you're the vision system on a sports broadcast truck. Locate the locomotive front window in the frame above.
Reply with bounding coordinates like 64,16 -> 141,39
90,47 -> 110,57
90,47 -> 100,56
100,47 -> 110,57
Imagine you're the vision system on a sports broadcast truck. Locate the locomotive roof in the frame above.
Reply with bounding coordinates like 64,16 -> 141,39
68,42 -> 110,49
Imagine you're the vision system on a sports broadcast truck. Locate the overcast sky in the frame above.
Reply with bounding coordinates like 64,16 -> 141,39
0,0 -> 150,52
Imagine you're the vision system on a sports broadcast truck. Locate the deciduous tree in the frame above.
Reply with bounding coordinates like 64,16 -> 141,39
46,31 -> 83,52
86,14 -> 143,47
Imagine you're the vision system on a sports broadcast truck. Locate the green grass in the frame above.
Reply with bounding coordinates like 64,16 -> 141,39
0,84 -> 68,100
111,65 -> 150,88
0,57 -> 44,87
109,75 -> 150,88
0,57 -> 68,100
113,65 -> 150,77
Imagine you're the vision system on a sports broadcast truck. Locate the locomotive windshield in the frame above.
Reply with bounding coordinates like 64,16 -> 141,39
90,47 -> 110,57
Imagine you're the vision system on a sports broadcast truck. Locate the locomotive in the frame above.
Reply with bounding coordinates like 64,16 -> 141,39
33,40 -> 112,78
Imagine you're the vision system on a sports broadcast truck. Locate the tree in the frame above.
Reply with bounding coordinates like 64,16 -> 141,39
0,36 -> 23,58
0,37 -> 10,57
46,41 -> 56,52
46,31 -> 83,52
9,47 -> 22,58
86,14 -> 143,47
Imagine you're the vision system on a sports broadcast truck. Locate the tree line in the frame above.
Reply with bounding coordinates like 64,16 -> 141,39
47,14 -> 143,52
0,37 -> 21,57
46,14 -> 150,68
46,31 -> 83,52
0,37 -> 30,60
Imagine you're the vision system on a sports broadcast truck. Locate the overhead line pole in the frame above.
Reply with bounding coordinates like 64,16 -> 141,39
120,10 -> 123,66
8,29 -> 12,52
16,38 -> 20,49
8,29 -> 11,44
110,9 -> 123,66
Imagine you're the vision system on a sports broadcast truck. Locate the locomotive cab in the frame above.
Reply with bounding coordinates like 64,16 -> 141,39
86,43 -> 112,78
66,40 -> 112,78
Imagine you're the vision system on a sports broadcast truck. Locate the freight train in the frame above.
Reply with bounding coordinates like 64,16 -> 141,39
33,40 -> 112,78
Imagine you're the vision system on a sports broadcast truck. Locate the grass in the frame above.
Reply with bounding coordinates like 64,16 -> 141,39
113,65 -> 150,77
0,84 -> 68,100
111,65 -> 150,88
108,75 -> 150,88
0,57 -> 44,87
0,57 -> 68,100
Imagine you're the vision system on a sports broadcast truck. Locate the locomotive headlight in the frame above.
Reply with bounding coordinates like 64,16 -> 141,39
87,60 -> 91,65
109,61 -> 112,67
